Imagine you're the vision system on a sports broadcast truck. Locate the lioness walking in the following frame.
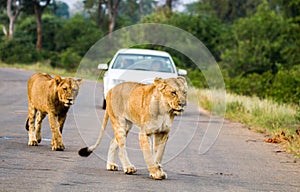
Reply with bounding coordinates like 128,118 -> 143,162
79,77 -> 187,179
26,73 -> 82,151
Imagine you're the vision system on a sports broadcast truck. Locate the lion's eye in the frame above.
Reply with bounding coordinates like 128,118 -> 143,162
171,91 -> 177,96
63,87 -> 67,92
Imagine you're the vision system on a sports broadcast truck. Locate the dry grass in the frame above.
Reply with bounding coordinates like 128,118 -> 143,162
0,62 -> 77,77
189,88 -> 300,157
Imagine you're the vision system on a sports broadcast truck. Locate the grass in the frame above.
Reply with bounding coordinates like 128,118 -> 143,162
0,62 -> 76,77
190,88 -> 300,157
0,61 -> 103,81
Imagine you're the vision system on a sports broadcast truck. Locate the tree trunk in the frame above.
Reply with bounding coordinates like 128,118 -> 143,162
165,0 -> 172,10
33,0 -> 50,51
34,3 -> 43,51
107,0 -> 120,38
7,0 -> 21,40
2,25 -> 8,36
97,0 -> 105,29
139,0 -> 143,18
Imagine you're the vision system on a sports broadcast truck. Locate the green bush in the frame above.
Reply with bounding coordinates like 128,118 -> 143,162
59,48 -> 81,71
54,14 -> 102,56
224,66 -> 300,104
266,66 -> 300,104
226,71 -> 273,98
0,39 -> 40,64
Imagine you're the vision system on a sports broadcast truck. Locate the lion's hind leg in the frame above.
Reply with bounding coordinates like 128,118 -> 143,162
106,137 -> 119,171
111,119 -> 136,174
35,111 -> 46,143
27,104 -> 38,146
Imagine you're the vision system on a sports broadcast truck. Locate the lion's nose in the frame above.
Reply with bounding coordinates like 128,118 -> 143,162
179,102 -> 186,108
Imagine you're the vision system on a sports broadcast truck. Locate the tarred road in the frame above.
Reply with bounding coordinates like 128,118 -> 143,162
0,67 -> 299,191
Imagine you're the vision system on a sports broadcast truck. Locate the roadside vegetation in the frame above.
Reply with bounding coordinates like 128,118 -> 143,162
192,88 -> 300,157
0,61 -> 74,78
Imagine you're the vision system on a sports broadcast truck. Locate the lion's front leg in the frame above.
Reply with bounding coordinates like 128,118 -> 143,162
139,132 -> 167,180
58,114 -> 67,134
48,113 -> 65,151
153,132 -> 169,164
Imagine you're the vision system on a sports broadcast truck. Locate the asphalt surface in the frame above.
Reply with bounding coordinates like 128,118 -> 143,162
0,67 -> 299,192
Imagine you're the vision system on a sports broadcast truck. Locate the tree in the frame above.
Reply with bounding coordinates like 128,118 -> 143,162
200,0 -> 260,23
32,0 -> 51,51
6,0 -> 22,39
165,0 -> 172,10
221,0 -> 298,77
107,0 -> 120,37
84,0 -> 106,28
54,1 -> 70,19
83,0 -> 121,35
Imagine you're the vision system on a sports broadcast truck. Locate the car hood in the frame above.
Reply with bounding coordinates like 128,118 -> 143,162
106,69 -> 178,84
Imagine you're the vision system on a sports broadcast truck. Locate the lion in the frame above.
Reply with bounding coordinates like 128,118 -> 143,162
25,73 -> 82,151
79,77 -> 187,180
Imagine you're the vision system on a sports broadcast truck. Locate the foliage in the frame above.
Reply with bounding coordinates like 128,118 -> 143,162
58,48 -> 82,71
142,10 -> 225,66
54,14 -> 101,56
219,0 -> 300,104
16,14 -> 63,50
197,0 -> 260,23
221,0 -> 296,76
266,66 -> 300,104
0,38 -> 40,63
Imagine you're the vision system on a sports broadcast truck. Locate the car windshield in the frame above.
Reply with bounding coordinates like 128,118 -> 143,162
111,54 -> 176,73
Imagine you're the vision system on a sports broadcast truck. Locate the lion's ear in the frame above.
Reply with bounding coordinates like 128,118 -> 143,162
177,76 -> 186,83
54,75 -> 62,85
154,77 -> 166,90
76,78 -> 83,86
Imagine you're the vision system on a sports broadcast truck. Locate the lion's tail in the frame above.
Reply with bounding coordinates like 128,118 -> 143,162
78,110 -> 109,157
25,117 -> 29,131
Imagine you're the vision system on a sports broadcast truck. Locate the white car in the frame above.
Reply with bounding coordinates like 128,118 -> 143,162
98,48 -> 187,109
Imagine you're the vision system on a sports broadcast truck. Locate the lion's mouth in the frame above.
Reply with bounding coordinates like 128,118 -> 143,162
64,101 -> 74,107
171,108 -> 185,115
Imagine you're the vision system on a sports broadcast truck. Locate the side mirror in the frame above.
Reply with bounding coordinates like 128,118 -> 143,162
98,64 -> 108,70
178,69 -> 187,76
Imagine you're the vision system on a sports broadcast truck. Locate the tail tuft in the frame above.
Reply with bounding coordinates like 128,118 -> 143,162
78,147 -> 93,157
25,118 -> 29,131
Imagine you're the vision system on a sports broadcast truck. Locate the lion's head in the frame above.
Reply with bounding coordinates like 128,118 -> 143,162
154,77 -> 187,115
54,76 -> 83,107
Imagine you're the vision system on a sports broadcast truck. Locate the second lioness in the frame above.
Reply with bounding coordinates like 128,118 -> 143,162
79,77 -> 187,180
26,73 -> 82,151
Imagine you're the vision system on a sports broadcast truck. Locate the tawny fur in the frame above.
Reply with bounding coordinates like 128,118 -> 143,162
26,73 -> 82,151
79,77 -> 187,180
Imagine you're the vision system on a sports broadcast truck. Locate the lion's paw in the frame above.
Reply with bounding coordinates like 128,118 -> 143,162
52,143 -> 65,151
36,134 -> 42,143
107,163 -> 119,171
150,169 -> 167,180
28,140 -> 38,146
124,166 -> 137,174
